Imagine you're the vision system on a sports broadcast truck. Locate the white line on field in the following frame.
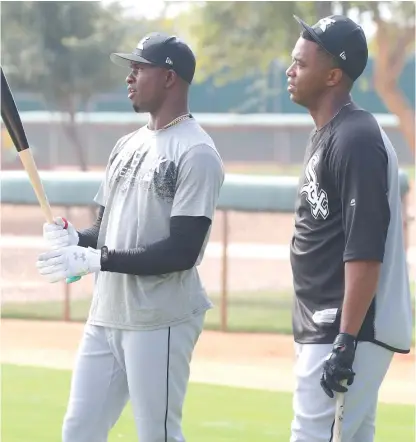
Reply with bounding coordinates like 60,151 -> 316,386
1,235 -> 416,264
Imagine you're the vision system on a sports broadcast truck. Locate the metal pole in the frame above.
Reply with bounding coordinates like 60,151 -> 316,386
221,210 -> 229,332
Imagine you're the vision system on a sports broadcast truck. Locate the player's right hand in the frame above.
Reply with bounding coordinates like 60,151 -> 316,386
320,333 -> 356,398
43,217 -> 79,249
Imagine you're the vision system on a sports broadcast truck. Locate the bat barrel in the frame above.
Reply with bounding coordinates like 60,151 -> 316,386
1,67 -> 30,152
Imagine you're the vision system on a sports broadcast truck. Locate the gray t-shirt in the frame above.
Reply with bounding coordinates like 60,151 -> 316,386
87,118 -> 224,330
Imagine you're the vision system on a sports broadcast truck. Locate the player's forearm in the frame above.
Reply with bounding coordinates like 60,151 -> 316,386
340,261 -> 381,336
100,216 -> 211,276
78,228 -> 100,249
77,205 -> 105,249
101,240 -> 196,275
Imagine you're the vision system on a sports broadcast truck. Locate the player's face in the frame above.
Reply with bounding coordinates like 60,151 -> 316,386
286,38 -> 330,108
126,62 -> 168,113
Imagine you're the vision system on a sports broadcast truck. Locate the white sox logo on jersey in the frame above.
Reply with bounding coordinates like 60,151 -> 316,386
300,153 -> 329,219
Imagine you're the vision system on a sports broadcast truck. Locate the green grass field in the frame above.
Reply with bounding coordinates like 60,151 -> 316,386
0,290 -> 295,334
2,364 -> 414,442
2,284 -> 414,335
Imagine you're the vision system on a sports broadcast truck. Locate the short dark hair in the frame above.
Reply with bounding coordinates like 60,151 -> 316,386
301,30 -> 353,90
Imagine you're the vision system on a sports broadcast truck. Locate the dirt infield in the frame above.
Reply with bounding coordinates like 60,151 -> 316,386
1,319 -> 414,405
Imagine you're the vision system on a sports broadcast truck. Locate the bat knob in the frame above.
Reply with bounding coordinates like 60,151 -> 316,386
66,276 -> 81,284
62,217 -> 69,229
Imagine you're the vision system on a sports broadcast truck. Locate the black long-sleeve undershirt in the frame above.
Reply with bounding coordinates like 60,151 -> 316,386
101,216 -> 212,276
77,205 -> 105,249
76,208 -> 211,276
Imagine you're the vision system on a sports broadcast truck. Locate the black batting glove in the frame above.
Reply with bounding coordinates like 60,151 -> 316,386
320,333 -> 356,398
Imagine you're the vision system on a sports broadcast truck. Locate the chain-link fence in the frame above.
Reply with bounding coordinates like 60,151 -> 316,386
1,199 -> 415,335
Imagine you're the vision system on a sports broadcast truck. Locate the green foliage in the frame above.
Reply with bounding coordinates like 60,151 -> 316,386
350,1 -> 415,28
0,1 -> 176,168
2,2 -> 110,108
0,1 -> 174,111
188,1 -> 415,85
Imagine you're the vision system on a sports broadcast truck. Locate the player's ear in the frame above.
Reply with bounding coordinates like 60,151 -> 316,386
165,69 -> 177,89
327,67 -> 344,88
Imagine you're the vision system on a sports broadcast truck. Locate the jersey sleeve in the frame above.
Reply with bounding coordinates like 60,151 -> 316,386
171,144 -> 224,219
329,118 -> 390,262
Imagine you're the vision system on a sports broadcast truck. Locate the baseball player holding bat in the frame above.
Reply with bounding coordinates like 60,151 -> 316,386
286,15 -> 413,442
36,33 -> 224,442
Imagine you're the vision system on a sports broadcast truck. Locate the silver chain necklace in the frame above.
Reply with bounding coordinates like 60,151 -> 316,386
161,113 -> 192,130
315,102 -> 351,133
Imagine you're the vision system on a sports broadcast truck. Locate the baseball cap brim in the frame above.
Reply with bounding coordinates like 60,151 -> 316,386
293,15 -> 331,56
110,52 -> 154,68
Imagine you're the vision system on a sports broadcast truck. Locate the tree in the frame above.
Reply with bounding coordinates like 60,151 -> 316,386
188,1 -> 415,154
1,1 -> 173,170
363,1 -> 415,157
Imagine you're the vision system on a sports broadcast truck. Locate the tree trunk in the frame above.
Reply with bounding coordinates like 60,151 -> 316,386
373,20 -> 415,156
373,83 -> 415,157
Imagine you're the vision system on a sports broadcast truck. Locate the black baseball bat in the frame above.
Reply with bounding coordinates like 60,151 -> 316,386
1,67 -> 80,283
1,66 -> 54,222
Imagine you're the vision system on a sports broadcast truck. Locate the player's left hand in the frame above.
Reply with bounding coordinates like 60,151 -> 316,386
36,245 -> 101,283
320,333 -> 356,398
43,216 -> 79,249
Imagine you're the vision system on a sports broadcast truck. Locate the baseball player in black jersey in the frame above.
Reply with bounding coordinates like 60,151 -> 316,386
286,15 -> 413,442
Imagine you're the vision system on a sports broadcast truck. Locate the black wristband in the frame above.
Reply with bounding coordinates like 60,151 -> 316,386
100,246 -> 109,270
334,332 -> 356,348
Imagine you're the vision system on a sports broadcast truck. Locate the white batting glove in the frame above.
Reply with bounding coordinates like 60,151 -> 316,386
43,217 -> 79,249
36,245 -> 101,283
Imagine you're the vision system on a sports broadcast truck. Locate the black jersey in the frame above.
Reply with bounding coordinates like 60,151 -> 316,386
290,103 -> 412,353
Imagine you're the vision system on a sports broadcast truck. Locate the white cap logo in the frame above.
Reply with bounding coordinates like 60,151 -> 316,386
318,17 -> 336,32
137,36 -> 150,50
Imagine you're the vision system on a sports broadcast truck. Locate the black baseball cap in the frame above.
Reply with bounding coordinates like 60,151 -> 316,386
110,32 -> 196,84
294,15 -> 368,81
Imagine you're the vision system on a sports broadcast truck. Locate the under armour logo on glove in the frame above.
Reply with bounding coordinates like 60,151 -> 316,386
36,245 -> 101,283
320,333 -> 356,398
73,252 -> 86,261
